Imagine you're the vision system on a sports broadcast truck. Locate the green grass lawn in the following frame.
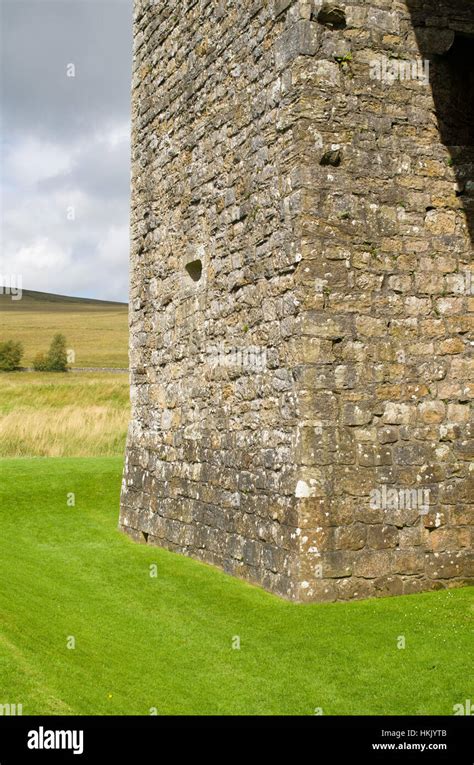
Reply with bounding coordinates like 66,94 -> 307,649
0,456 -> 472,716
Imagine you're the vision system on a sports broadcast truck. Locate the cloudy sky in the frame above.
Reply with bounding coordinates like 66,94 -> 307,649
0,0 -> 133,301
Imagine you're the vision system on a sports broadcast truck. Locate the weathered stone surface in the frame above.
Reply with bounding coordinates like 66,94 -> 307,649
120,0 -> 473,603
367,525 -> 399,550
353,551 -> 391,579
336,523 -> 367,551
418,401 -> 446,424
425,552 -> 466,579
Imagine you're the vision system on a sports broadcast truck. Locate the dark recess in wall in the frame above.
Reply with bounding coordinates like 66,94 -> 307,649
406,0 -> 474,243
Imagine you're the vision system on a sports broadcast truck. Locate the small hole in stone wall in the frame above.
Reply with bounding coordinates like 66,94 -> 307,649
316,5 -> 346,30
142,532 -> 149,543
185,259 -> 203,282
320,148 -> 342,167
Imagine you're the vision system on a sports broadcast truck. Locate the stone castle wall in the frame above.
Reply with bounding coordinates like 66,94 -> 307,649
120,0 -> 473,602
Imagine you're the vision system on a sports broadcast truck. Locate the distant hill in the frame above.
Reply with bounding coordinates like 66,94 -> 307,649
0,289 -> 128,312
0,289 -> 129,369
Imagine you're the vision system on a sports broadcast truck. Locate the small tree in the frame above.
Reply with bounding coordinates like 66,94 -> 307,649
0,340 -> 24,371
33,334 -> 69,372
32,352 -> 49,372
46,333 -> 68,372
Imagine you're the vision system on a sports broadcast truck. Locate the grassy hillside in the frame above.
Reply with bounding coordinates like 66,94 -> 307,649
0,289 -> 127,312
0,289 -> 129,368
0,456 -> 471,715
0,372 -> 130,457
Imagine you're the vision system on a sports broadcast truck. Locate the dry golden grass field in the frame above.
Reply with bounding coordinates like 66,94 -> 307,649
0,372 -> 130,457
0,290 -> 130,457
0,289 -> 129,368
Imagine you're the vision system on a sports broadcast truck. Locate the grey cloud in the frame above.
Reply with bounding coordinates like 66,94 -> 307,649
1,0 -> 133,141
0,0 -> 134,302
38,136 -> 131,200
